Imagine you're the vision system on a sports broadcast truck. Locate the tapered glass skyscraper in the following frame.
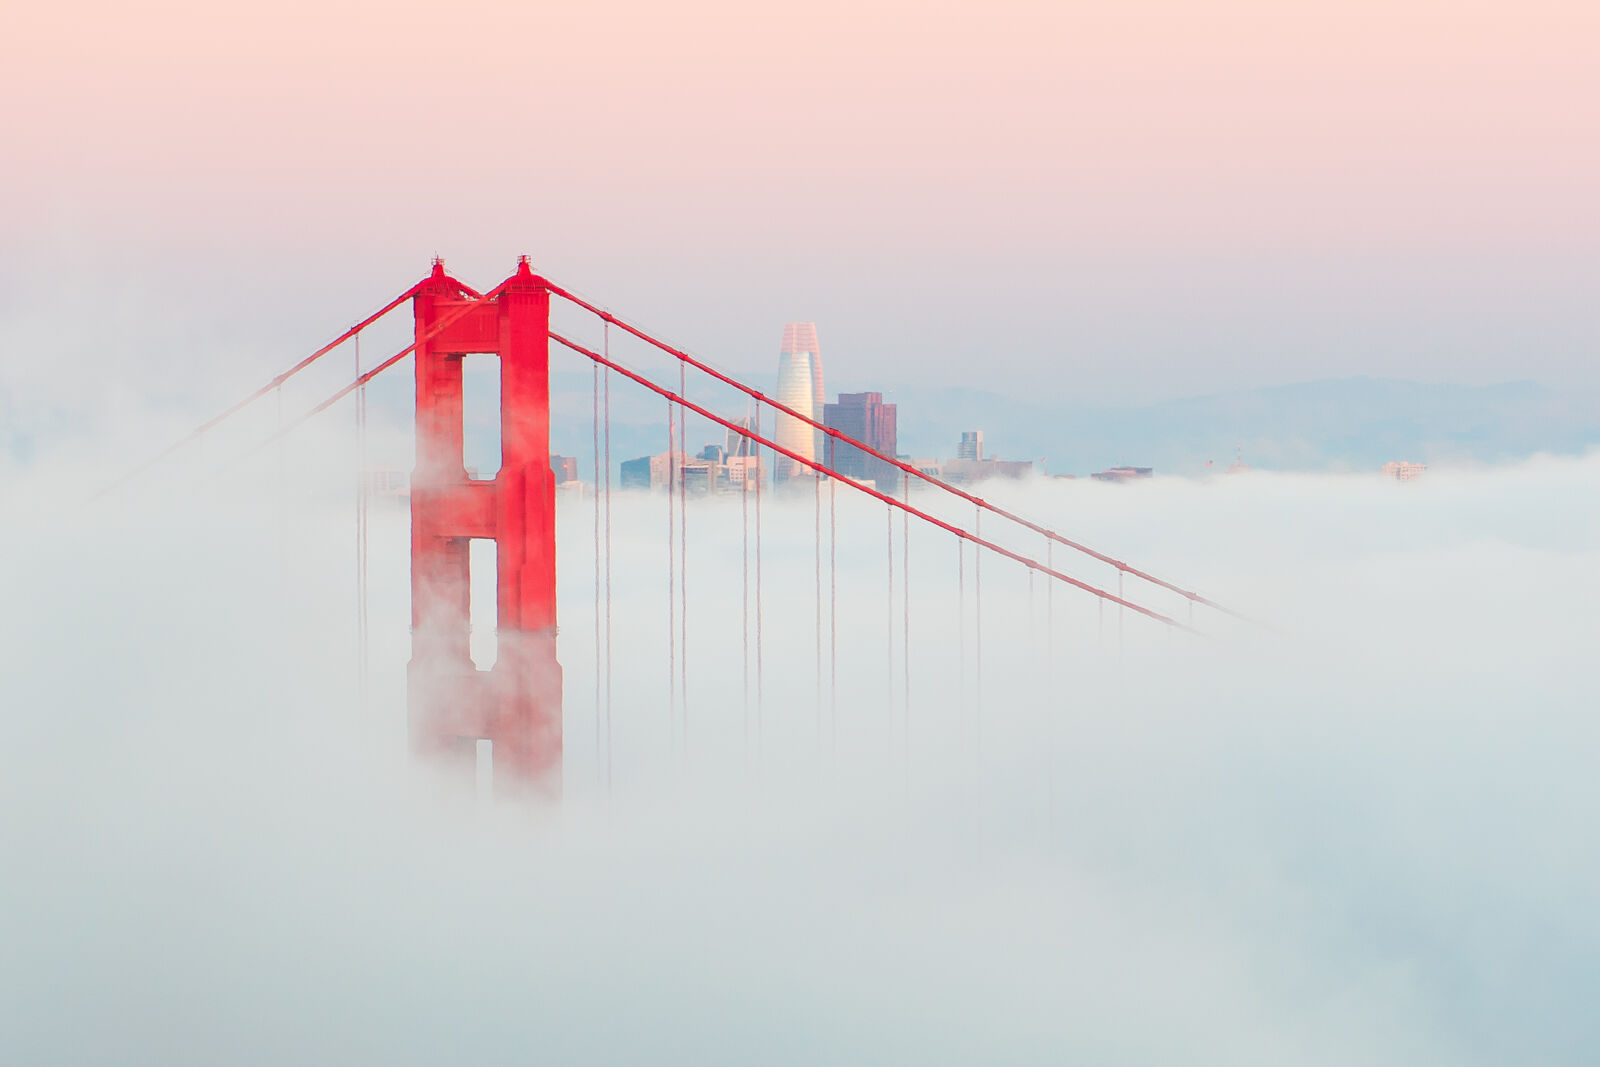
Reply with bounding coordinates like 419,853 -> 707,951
773,322 -> 824,482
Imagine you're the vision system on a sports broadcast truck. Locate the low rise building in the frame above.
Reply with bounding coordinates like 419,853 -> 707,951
620,448 -> 762,493
1382,461 -> 1427,481
941,457 -> 1034,484
1091,466 -> 1153,483
551,454 -> 579,483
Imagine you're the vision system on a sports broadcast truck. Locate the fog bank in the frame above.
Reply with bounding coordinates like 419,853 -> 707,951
2,448 -> 1598,1064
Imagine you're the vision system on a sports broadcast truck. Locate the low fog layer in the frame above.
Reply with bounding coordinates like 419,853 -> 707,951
3,442 -> 1598,1065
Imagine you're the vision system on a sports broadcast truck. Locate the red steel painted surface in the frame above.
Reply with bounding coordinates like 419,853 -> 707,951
408,258 -> 562,796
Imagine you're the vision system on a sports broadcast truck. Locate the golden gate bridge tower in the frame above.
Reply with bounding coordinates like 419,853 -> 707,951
408,257 -> 562,794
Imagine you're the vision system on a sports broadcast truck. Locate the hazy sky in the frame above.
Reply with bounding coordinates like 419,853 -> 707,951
2,0 -> 1595,411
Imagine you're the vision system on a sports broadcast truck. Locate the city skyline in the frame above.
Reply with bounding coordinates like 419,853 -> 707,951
576,355 -> 1587,488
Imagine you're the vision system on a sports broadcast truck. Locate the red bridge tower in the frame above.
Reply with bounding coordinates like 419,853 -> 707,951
408,257 -> 562,795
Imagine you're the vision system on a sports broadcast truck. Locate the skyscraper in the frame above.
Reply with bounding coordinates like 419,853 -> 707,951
824,391 -> 898,490
774,322 -> 824,481
957,431 -> 984,461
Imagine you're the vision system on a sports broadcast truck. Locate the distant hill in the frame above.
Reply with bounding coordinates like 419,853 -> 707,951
875,378 -> 1600,476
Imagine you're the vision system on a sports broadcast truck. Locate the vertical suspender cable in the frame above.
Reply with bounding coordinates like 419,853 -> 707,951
353,345 -> 359,707
593,362 -> 602,778
667,397 -> 676,746
975,506 -> 983,754
1028,564 -> 1036,715
603,326 -> 614,794
276,383 -> 287,611
754,401 -> 764,750
902,472 -> 910,751
957,538 -> 965,723
276,383 -> 285,516
815,472 -> 822,746
679,364 -> 688,750
360,347 -> 368,712
1028,569 -> 1035,645
354,332 -> 368,715
742,403 -> 751,757
829,474 -> 837,752
1045,537 -> 1055,830
886,501 -> 894,744
1046,540 -> 1054,687
276,379 -> 289,700
1118,570 -> 1125,661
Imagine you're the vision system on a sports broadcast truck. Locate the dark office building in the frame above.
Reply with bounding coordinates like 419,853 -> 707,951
551,454 -> 579,483
823,391 -> 898,490
619,455 -> 654,490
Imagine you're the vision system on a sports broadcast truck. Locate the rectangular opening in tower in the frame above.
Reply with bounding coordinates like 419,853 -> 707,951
469,537 -> 498,670
461,354 -> 501,480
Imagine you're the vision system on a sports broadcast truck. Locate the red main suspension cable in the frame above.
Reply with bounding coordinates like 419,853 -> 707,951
95,281 -> 430,500
549,331 -> 1199,634
544,282 -> 1240,620
224,280 -> 509,469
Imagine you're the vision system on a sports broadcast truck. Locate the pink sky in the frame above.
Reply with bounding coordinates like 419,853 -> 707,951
3,0 -> 1596,400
